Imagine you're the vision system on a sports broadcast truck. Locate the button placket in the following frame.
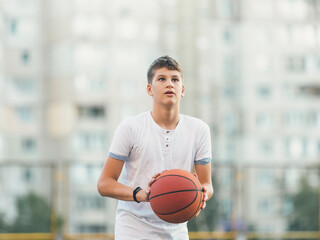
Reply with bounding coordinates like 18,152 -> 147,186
164,130 -> 171,149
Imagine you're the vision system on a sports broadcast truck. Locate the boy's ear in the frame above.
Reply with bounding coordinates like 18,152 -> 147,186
181,85 -> 185,97
147,84 -> 153,96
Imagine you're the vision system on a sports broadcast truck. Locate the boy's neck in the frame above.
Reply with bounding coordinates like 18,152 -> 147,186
151,105 -> 180,130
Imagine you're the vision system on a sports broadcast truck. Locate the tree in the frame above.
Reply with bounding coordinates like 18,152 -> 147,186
11,192 -> 51,233
287,174 -> 319,231
0,213 -> 11,233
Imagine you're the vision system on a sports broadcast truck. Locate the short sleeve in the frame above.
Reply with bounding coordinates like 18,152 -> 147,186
109,120 -> 134,161
194,123 -> 212,165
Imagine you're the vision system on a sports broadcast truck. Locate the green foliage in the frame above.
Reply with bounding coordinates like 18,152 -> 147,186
188,192 -> 220,231
0,213 -> 11,233
11,192 -> 51,233
0,192 -> 64,233
188,176 -> 220,231
287,175 -> 319,231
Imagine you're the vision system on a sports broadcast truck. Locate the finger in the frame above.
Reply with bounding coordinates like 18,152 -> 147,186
202,193 -> 208,202
154,172 -> 161,177
150,175 -> 159,184
200,201 -> 206,210
145,190 -> 150,202
148,173 -> 162,188
202,186 -> 207,192
152,173 -> 161,180
193,173 -> 198,178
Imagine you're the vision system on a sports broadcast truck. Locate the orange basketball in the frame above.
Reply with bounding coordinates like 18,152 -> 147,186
149,169 -> 203,223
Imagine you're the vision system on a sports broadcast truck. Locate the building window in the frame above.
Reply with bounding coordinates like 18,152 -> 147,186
22,168 -> 34,182
259,140 -> 273,156
256,113 -> 272,129
70,164 -> 103,184
10,19 -> 18,35
286,55 -> 305,73
78,106 -> 105,120
21,138 -> 36,152
223,113 -> 237,135
225,143 -> 235,159
223,56 -> 236,80
16,107 -> 33,123
216,0 -> 237,19
22,51 -> 30,64
257,170 -> 274,186
76,195 -> 105,210
14,78 -> 35,93
74,74 -> 105,92
282,111 -> 318,128
223,28 -> 234,44
258,198 -> 272,214
223,86 -> 235,98
73,132 -> 107,152
298,86 -> 320,98
257,86 -> 271,98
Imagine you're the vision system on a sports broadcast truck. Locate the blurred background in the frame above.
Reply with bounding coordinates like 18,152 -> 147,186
0,0 -> 320,239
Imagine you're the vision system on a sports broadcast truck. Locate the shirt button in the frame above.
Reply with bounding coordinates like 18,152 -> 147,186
166,138 -> 169,141
166,131 -> 169,134
166,144 -> 169,147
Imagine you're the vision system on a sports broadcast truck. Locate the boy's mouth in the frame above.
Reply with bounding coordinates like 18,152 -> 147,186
165,91 -> 175,95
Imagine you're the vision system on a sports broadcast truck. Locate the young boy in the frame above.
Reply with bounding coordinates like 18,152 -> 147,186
97,56 -> 213,239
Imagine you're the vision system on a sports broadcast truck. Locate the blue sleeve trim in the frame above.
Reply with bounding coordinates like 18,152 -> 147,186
194,158 -> 211,165
109,152 -> 128,161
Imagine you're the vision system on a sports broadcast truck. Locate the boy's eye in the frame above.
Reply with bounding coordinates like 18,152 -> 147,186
172,78 -> 179,82
159,78 -> 165,81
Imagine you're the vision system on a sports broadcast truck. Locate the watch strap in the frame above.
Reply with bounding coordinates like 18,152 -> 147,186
133,186 -> 142,203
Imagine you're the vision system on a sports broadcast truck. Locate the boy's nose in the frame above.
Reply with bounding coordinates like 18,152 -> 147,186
166,80 -> 174,87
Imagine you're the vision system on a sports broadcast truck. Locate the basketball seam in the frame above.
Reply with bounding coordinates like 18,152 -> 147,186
189,190 -> 203,220
153,174 -> 199,185
149,189 -> 202,200
150,174 -> 201,198
153,191 -> 199,216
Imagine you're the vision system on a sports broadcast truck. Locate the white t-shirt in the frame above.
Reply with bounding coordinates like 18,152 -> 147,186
109,111 -> 212,240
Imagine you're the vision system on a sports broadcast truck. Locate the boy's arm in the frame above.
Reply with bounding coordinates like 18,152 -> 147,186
194,163 -> 214,210
97,156 -> 149,202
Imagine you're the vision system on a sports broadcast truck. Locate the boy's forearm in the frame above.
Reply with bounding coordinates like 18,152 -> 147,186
97,179 -> 148,202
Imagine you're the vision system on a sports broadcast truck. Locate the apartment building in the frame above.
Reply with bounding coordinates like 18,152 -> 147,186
0,0 -> 319,233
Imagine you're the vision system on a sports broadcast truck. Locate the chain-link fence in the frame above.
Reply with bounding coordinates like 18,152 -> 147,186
0,161 -> 319,239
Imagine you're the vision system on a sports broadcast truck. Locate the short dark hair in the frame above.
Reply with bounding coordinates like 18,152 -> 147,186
147,55 -> 182,84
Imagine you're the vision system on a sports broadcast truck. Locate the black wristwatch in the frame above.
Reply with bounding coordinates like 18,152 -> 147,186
133,186 -> 142,203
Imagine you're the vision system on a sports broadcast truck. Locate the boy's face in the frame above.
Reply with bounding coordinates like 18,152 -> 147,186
147,67 -> 185,107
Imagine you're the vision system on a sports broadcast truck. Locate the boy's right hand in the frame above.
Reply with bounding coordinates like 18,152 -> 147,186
136,188 -> 150,202
144,170 -> 167,201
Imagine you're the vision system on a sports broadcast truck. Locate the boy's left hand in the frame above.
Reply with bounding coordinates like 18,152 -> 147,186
193,173 -> 208,217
